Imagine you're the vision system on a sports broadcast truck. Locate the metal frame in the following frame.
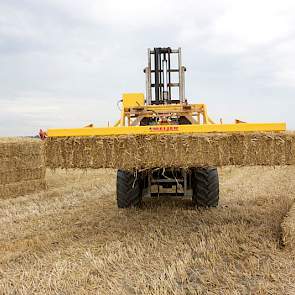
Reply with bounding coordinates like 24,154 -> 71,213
117,103 -> 214,127
144,47 -> 185,105
141,169 -> 193,199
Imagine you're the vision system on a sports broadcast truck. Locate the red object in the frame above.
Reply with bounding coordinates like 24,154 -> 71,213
39,129 -> 47,140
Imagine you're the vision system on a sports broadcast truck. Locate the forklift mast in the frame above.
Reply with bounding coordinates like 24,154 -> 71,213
144,47 -> 186,105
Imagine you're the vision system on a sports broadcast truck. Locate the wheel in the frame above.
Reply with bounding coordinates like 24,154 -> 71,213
192,167 -> 219,207
116,170 -> 141,208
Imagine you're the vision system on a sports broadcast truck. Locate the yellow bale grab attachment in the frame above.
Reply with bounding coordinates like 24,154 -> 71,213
47,122 -> 286,137
45,47 -> 290,208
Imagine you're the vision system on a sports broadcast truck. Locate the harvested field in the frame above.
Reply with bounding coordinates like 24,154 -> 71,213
281,202 -> 295,249
45,132 -> 295,170
0,138 -> 46,198
0,166 -> 295,294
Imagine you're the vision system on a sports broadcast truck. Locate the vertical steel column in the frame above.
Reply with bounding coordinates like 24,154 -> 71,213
158,48 -> 162,102
181,66 -> 186,102
178,47 -> 184,103
168,50 -> 171,101
154,48 -> 160,103
162,53 -> 168,103
145,48 -> 152,105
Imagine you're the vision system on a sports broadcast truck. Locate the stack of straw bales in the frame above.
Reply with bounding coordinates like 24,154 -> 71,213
0,138 -> 46,199
45,132 -> 295,170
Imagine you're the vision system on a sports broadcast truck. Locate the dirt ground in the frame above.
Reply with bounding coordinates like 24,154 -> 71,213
0,167 -> 295,295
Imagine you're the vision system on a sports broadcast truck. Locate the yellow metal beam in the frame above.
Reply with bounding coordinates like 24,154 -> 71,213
47,122 -> 286,137
127,103 -> 204,113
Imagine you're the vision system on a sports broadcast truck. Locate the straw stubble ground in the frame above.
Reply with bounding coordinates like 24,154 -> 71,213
0,166 -> 295,294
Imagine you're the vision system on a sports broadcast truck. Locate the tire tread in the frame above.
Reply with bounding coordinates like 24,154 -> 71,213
192,167 -> 219,207
117,170 -> 141,208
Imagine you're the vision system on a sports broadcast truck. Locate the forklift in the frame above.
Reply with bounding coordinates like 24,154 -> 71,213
116,47 -> 219,208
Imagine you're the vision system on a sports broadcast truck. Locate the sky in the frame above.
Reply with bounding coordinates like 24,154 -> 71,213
0,0 -> 295,136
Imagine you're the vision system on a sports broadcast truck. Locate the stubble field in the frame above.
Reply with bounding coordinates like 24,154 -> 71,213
0,166 -> 295,294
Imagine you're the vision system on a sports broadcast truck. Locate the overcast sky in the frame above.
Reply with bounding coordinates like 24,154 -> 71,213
0,0 -> 295,136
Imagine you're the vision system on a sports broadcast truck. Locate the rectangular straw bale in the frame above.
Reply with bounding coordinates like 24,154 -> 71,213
0,167 -> 46,185
0,137 -> 46,198
0,137 -> 43,157
0,138 -> 45,172
0,154 -> 45,172
45,132 -> 295,170
0,179 -> 47,199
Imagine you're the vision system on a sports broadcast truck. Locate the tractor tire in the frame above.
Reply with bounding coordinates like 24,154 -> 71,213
116,170 -> 141,208
192,167 -> 219,207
